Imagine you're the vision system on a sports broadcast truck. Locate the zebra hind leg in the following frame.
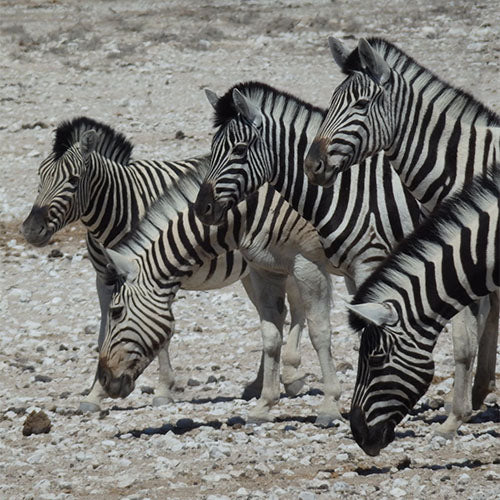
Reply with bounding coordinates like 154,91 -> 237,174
293,257 -> 343,427
471,291 -> 498,410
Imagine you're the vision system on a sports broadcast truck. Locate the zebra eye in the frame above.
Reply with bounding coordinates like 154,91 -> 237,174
110,305 -> 124,321
232,143 -> 248,156
68,175 -> 79,186
353,99 -> 370,110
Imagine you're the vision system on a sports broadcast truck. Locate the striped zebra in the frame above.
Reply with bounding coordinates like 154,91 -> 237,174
194,82 -> 421,289
98,184 -> 341,424
346,172 -> 499,456
20,116 -> 338,422
304,37 -> 500,435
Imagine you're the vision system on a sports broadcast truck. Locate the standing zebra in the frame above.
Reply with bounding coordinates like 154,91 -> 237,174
21,117 -> 324,414
98,184 -> 341,424
347,173 -> 499,456
304,37 -> 500,435
194,82 -> 420,289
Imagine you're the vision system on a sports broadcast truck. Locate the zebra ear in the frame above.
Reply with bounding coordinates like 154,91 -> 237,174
80,129 -> 98,160
328,37 -> 350,69
232,89 -> 263,128
357,38 -> 391,85
205,88 -> 219,110
104,248 -> 139,282
347,302 -> 399,326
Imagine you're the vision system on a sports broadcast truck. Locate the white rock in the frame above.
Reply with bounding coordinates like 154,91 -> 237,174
390,487 -> 407,498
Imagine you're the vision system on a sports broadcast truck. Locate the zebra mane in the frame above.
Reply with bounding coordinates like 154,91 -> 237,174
52,116 -> 134,164
342,38 -> 500,127
212,81 -> 325,128
115,158 -> 210,257
349,167 -> 500,332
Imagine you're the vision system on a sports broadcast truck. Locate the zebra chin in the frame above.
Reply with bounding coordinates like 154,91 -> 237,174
97,360 -> 135,399
350,406 -> 396,456
21,207 -> 54,246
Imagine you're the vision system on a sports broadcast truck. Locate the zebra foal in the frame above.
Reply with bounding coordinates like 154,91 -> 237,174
347,173 -> 499,455
304,37 -> 500,435
98,184 -> 341,424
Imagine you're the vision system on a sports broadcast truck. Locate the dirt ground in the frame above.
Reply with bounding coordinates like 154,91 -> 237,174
0,1 -> 499,499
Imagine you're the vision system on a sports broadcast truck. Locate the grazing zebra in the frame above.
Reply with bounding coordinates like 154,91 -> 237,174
98,184 -> 341,424
20,117 -> 322,414
304,36 -> 500,435
347,173 -> 499,456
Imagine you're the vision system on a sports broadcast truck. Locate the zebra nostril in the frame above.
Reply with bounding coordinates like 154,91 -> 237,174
204,202 -> 213,215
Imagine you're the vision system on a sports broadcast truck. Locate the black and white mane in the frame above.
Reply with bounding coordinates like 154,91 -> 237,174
52,116 -> 134,164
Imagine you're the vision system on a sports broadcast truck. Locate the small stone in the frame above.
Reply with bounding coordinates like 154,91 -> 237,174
390,487 -> 407,498
485,470 -> 500,481
59,391 -> 71,399
83,325 -> 96,335
23,410 -> 51,436
34,374 -> 52,383
457,473 -> 471,485
140,385 -> 154,395
175,130 -> 185,140
176,418 -> 195,430
48,248 -> 64,258
298,492 -> 316,500
336,361 -> 353,373
206,375 -> 217,383
187,378 -> 201,386
428,397 -> 444,409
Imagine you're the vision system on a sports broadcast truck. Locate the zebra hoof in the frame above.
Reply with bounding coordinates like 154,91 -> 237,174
284,377 -> 306,397
152,395 -> 174,407
79,401 -> 101,413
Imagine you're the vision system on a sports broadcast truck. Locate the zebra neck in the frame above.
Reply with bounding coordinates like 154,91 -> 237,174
386,77 -> 500,212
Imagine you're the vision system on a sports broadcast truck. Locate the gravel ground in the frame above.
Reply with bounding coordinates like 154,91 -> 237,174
1,1 -> 499,499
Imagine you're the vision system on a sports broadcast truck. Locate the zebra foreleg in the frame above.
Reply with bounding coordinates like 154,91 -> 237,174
152,330 -> 176,406
246,270 -> 286,424
79,274 -> 115,412
437,304 -> 483,437
240,275 -> 265,401
471,291 -> 499,410
281,278 -> 307,397
293,257 -> 343,427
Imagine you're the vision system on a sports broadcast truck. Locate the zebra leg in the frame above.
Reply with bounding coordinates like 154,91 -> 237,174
240,275 -> 265,401
437,304 -> 482,436
152,329 -> 176,406
472,291 -> 499,409
246,269 -> 287,424
293,257 -> 343,427
281,278 -> 307,397
79,273 -> 115,412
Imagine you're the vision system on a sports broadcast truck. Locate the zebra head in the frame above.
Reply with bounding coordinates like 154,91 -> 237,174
97,248 -> 178,399
305,37 -> 396,187
22,123 -> 99,246
195,87 -> 272,225
348,301 -> 435,456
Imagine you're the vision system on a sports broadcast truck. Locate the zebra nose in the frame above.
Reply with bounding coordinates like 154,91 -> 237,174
304,139 -> 327,176
21,205 -> 51,246
194,183 -> 216,221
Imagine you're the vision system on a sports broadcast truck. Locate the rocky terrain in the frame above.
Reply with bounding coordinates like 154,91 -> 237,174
0,1 -> 498,499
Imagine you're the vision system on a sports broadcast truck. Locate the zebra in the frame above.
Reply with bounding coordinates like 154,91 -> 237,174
98,183 -> 342,424
346,172 -> 499,456
20,116 -> 337,422
304,36 -> 500,435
